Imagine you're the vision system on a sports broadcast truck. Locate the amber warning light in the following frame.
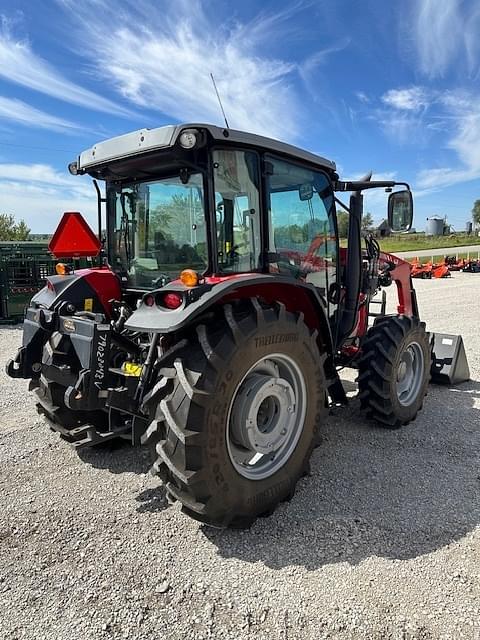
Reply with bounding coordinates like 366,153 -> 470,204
48,212 -> 101,258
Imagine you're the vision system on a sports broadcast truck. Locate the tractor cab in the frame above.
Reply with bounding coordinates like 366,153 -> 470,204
72,124 -> 343,323
6,123 -> 470,528
68,124 -> 411,339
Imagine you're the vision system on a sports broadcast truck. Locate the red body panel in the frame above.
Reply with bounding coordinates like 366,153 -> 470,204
351,293 -> 369,338
220,282 -> 321,331
379,251 -> 415,316
196,248 -> 415,344
78,267 -> 121,316
191,274 -> 324,333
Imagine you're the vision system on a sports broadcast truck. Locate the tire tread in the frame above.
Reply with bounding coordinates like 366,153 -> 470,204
144,298 -> 327,527
357,315 -> 431,429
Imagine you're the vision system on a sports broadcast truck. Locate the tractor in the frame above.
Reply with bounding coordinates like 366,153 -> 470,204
6,124 -> 469,527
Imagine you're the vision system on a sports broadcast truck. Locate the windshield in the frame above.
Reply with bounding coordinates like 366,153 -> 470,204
110,173 -> 207,288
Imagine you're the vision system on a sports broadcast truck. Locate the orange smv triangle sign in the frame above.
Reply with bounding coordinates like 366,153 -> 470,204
48,212 -> 101,258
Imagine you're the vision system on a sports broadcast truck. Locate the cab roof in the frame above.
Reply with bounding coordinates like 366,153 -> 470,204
74,123 -> 336,176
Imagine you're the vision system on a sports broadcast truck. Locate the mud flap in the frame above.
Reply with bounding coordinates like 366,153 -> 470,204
431,333 -> 470,385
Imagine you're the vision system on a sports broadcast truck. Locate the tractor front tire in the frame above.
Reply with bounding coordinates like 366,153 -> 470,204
357,315 -> 431,428
143,299 -> 327,528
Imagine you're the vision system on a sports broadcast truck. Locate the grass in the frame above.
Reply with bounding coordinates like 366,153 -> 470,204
340,233 -> 480,252
377,233 -> 480,253
452,251 -> 480,260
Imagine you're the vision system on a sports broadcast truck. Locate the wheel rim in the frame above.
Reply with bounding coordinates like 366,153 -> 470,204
226,354 -> 307,480
396,341 -> 424,407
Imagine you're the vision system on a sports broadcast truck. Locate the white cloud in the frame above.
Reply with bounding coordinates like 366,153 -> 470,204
414,0 -> 462,77
348,170 -> 397,182
382,87 -> 431,112
416,91 -> 480,189
56,0 -> 326,141
356,91 -> 370,104
373,110 -> 427,146
363,87 -> 434,146
0,163 -> 97,232
0,96 -> 81,133
464,5 -> 480,75
416,167 -> 476,190
0,17 -> 134,118
412,0 -> 480,78
299,38 -> 351,81
365,83 -> 480,189
0,163 -> 77,186
446,110 -> 480,169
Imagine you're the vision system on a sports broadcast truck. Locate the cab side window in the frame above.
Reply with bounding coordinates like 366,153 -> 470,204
266,156 -> 337,302
213,149 -> 261,273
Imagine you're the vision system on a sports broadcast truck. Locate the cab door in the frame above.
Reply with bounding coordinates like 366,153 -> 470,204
265,155 -> 339,322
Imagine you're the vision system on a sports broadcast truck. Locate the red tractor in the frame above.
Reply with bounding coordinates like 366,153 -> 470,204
6,124 -> 468,527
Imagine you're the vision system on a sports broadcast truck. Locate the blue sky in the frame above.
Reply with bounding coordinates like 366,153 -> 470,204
0,0 -> 479,232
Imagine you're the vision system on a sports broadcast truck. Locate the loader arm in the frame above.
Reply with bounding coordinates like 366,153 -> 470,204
379,250 -> 418,317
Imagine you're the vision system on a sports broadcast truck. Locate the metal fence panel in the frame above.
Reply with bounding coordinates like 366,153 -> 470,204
0,243 -> 55,321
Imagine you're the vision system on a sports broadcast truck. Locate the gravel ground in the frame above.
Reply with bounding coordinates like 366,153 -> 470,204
0,273 -> 479,640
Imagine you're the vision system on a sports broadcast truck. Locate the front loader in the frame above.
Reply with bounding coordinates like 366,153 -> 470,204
6,124 -> 470,527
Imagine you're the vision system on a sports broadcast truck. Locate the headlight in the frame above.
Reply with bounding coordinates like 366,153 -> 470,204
179,129 -> 198,149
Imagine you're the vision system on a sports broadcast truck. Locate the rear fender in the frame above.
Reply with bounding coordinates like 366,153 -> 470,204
32,268 -> 120,317
125,274 -> 334,356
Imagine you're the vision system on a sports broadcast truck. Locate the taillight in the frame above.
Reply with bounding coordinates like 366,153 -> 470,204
162,293 -> 183,309
144,292 -> 183,309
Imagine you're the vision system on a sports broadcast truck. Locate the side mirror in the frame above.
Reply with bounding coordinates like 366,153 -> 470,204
388,189 -> 413,232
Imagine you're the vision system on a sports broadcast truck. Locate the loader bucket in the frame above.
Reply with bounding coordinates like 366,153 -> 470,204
430,333 -> 470,385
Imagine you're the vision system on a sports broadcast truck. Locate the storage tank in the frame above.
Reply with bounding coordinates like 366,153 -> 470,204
426,216 -> 444,236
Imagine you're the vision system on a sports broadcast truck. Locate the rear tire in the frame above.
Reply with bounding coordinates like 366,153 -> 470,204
143,299 -> 327,528
357,315 -> 431,429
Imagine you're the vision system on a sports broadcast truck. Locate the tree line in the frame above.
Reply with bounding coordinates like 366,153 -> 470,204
0,214 -> 31,241
337,211 -> 374,238
472,201 -> 480,228
0,205 -> 378,244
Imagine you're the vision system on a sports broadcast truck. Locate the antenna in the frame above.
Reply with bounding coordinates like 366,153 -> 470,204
210,72 -> 230,129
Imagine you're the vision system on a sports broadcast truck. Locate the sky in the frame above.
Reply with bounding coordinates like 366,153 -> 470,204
0,0 -> 479,233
